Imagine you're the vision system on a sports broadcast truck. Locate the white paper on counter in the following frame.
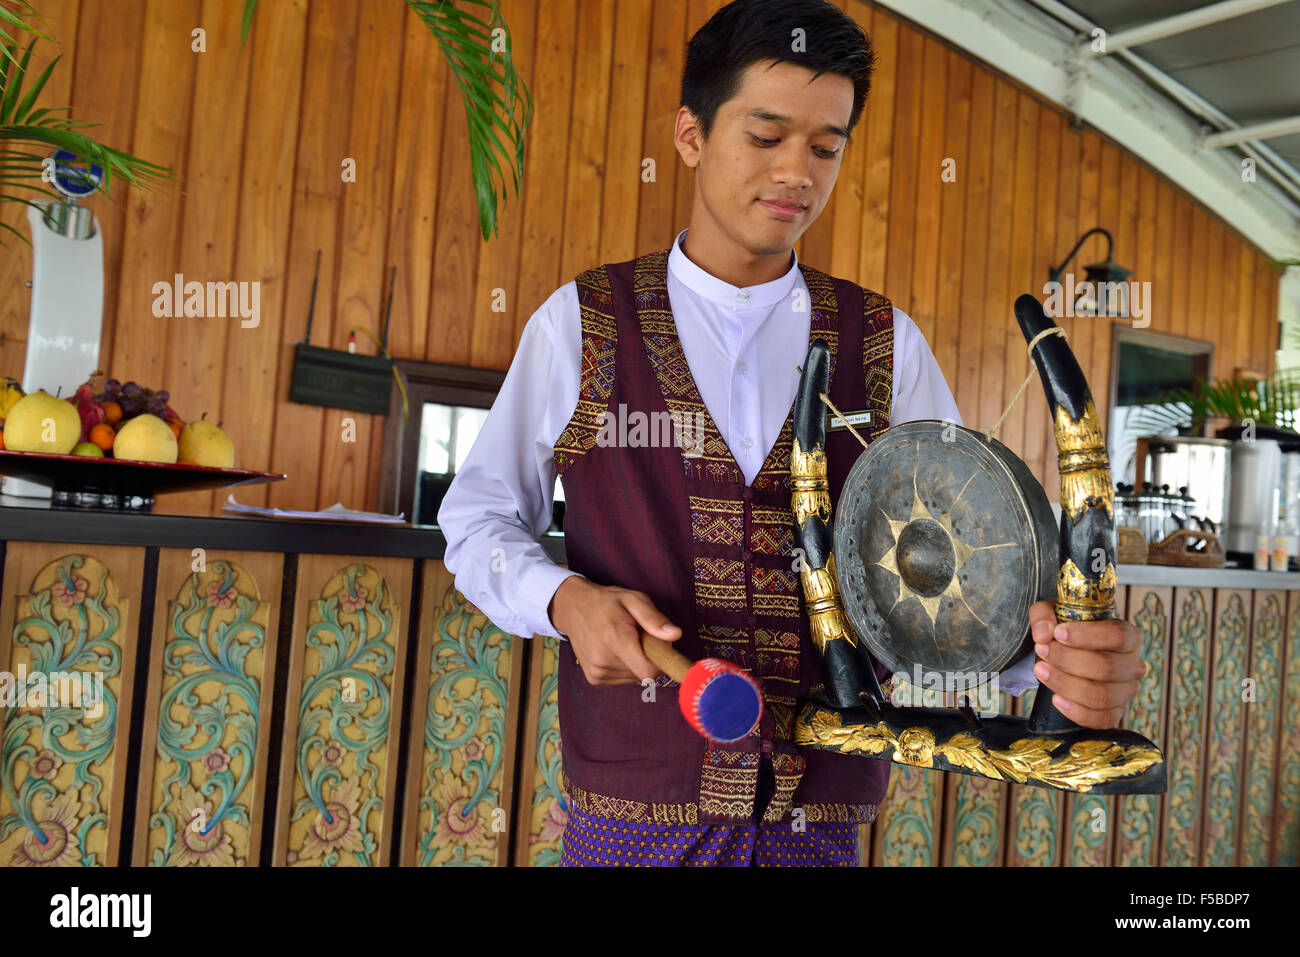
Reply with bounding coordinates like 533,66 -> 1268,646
223,494 -> 406,524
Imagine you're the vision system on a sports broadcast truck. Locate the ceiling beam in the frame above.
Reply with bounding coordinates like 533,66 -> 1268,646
1079,0 -> 1294,58
1204,115 -> 1300,147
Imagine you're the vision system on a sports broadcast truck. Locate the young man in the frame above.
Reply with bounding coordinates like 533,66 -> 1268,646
439,0 -> 1145,866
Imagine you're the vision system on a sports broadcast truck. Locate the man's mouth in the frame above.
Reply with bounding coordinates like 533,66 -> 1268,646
757,199 -> 805,222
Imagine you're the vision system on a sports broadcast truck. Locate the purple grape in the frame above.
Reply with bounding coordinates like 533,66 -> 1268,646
104,378 -> 121,394
153,390 -> 169,404
122,382 -> 142,399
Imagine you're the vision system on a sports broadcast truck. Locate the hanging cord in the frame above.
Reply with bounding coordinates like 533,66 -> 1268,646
818,392 -> 871,451
982,326 -> 1067,443
349,324 -> 411,424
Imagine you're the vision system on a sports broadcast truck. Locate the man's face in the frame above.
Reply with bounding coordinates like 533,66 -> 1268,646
677,59 -> 853,257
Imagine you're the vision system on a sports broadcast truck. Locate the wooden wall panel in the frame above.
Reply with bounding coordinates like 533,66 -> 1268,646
132,549 -> 283,865
0,542 -> 146,866
272,554 -> 412,865
0,0 -> 1284,511
401,562 -> 525,866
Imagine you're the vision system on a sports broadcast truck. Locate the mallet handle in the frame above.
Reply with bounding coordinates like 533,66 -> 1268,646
640,630 -> 692,682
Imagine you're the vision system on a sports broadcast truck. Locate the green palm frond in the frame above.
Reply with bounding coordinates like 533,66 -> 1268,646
242,0 -> 532,240
0,1 -> 50,67
0,34 -> 174,246
1127,370 -> 1300,437
409,0 -> 532,239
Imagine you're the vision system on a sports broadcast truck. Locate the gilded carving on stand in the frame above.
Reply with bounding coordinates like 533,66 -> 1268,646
286,564 -> 397,867
789,437 -> 830,526
1056,559 -> 1117,620
798,554 -> 858,652
1053,400 -> 1114,523
147,560 -> 267,867
0,555 -> 125,867
416,585 -> 511,867
796,709 -> 1161,791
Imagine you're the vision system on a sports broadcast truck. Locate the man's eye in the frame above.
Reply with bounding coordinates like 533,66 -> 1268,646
814,147 -> 839,159
749,134 -> 779,147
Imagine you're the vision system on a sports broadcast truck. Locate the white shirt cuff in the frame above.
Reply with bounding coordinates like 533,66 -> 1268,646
1000,649 -> 1040,697
518,562 -> 583,640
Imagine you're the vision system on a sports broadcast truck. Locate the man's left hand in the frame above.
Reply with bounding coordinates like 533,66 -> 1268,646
1027,600 -> 1147,729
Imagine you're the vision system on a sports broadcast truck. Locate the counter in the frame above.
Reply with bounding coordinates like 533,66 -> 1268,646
0,499 -> 1295,866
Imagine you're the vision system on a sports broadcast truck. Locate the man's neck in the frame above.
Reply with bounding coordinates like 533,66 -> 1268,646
680,221 -> 793,288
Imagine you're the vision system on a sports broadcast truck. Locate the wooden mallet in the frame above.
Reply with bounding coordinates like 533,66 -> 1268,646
639,630 -> 764,743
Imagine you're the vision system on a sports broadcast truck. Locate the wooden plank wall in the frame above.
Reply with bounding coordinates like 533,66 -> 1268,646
0,0 -> 1283,511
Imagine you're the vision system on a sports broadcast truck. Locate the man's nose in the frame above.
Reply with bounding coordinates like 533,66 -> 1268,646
772,143 -> 813,188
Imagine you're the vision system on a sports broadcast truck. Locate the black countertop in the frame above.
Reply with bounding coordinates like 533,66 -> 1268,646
0,495 -> 569,561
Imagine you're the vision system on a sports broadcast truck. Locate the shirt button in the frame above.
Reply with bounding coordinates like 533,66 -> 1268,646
737,291 -> 751,303
737,360 -> 748,373
741,436 -> 754,449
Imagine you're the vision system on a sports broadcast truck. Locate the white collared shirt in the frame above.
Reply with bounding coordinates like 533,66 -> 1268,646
437,230 -> 1038,693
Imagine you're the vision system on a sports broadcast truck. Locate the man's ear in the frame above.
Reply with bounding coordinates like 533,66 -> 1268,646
673,106 -> 704,169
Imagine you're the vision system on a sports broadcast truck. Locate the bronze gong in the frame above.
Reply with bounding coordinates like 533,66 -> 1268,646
834,422 -> 1058,688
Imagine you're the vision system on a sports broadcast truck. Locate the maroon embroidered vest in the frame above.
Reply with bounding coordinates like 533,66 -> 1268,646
553,249 -> 894,826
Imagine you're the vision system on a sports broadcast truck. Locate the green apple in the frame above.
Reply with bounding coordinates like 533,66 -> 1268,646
72,442 -> 105,457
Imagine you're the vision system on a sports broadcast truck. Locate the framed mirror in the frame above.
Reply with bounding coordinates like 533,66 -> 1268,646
1107,325 -> 1214,486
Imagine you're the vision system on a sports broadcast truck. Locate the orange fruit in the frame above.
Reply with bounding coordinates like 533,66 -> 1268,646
177,458 -> 197,466
0,429 -> 6,451
168,418 -> 183,439
89,422 -> 116,451
102,400 -> 123,425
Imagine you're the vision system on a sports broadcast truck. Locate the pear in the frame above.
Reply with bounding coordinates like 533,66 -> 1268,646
113,413 -> 178,464
2,390 -> 82,454
178,415 -> 235,469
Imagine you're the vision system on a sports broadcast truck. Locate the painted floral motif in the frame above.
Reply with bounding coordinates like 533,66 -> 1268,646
51,576 -> 88,607
297,778 -> 366,863
537,796 -> 568,844
432,778 -> 484,847
418,585 -> 510,867
9,790 -> 82,866
148,560 -> 264,868
1,555 -> 122,868
30,750 -> 61,781
289,564 -> 394,867
205,581 -> 238,608
167,785 -> 236,867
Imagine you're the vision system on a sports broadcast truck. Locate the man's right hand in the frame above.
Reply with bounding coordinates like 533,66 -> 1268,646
547,576 -> 682,685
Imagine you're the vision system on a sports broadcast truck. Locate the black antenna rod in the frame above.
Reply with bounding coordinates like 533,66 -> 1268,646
381,265 -> 397,353
304,249 -> 321,344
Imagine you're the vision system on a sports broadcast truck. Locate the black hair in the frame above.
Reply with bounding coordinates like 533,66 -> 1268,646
681,0 -> 876,140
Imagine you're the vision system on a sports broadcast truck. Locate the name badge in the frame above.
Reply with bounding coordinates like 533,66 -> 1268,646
827,409 -> 872,432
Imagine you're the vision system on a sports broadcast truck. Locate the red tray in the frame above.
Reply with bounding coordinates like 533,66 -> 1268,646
0,449 -> 285,510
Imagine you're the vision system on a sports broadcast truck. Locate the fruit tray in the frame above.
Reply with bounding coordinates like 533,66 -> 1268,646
0,449 -> 285,511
